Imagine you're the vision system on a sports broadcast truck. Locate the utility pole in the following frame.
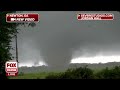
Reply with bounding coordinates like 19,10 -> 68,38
15,29 -> 19,63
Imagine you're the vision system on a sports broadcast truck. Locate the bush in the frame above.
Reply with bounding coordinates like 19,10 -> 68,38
46,66 -> 94,79
95,66 -> 120,79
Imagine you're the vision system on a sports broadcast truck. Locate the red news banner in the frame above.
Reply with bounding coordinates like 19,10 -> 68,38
6,13 -> 39,22
77,13 -> 114,20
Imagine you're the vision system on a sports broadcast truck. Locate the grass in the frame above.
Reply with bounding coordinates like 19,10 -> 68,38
9,72 -> 59,79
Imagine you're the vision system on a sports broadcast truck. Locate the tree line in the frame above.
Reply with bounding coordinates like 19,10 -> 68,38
45,66 -> 120,79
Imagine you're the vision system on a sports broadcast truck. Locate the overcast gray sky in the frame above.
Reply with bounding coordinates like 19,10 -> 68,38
11,11 -> 120,68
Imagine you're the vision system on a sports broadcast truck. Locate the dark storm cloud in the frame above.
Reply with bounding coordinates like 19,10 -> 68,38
11,11 -> 120,69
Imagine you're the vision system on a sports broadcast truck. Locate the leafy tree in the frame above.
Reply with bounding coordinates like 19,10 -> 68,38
0,11 -> 36,79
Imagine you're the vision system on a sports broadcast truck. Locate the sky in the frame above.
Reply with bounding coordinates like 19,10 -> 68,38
11,11 -> 120,68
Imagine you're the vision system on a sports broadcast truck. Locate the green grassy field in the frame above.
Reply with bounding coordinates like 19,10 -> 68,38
9,72 -> 60,79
